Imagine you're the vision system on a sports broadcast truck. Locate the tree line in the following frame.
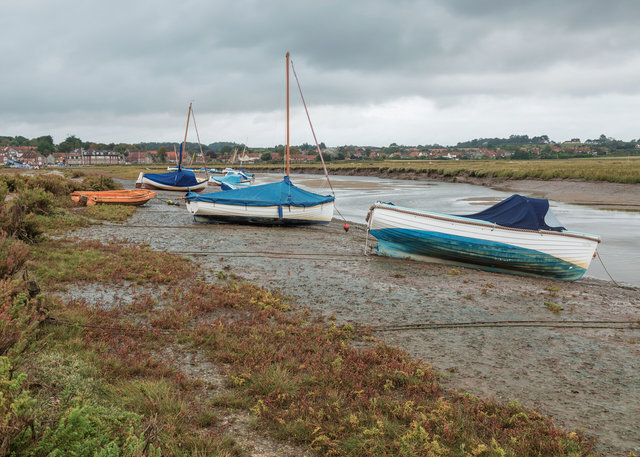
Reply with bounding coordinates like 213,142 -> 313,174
2,133 -> 639,160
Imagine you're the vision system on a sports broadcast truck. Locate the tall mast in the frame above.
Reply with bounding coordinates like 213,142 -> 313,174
180,102 -> 192,171
286,51 -> 290,177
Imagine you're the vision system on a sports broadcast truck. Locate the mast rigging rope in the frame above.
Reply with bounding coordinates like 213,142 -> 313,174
290,58 -> 348,225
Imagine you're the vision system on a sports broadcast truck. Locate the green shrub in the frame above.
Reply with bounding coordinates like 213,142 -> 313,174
65,169 -> 85,179
0,357 -> 35,456
0,232 -> 29,279
0,181 -> 8,203
34,174 -> 82,196
29,403 -> 147,457
1,206 -> 43,242
17,188 -> 55,216
0,279 -> 46,356
82,175 -> 120,191
0,175 -> 26,193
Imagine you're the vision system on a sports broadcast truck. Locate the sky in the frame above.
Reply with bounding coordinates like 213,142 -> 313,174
2,0 -> 640,148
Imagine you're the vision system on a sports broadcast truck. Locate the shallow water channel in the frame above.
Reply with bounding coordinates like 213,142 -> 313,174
266,173 -> 640,287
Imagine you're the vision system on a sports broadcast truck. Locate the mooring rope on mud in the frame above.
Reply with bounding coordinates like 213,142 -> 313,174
174,251 -> 368,262
98,223 -> 365,232
44,316 -> 640,336
170,250 -> 362,257
368,319 -> 640,332
595,250 -> 633,289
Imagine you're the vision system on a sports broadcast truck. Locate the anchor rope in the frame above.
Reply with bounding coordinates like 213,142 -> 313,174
596,250 -> 629,288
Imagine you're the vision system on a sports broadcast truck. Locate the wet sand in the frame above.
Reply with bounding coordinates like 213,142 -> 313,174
70,181 -> 640,456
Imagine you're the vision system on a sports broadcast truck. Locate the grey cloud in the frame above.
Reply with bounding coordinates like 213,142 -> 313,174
1,0 -> 640,143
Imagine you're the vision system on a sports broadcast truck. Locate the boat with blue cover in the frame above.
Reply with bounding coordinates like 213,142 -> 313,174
365,195 -> 600,281
136,103 -> 208,192
185,176 -> 334,224
208,169 -> 254,189
185,52 -> 335,225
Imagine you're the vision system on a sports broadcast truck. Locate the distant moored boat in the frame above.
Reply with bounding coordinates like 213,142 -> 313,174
136,103 -> 208,192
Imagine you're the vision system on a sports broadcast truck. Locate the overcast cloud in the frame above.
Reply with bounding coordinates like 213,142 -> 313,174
2,0 -> 639,146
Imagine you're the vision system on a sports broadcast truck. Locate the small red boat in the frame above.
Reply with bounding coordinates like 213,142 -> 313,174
70,189 -> 157,206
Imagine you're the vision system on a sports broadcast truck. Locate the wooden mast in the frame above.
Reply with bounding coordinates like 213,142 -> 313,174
286,51 -> 290,177
180,102 -> 192,171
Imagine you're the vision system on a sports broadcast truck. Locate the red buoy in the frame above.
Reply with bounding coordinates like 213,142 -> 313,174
343,223 -> 350,232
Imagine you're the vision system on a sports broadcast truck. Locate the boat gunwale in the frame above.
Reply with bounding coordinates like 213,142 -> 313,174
368,203 -> 601,243
71,190 -> 156,197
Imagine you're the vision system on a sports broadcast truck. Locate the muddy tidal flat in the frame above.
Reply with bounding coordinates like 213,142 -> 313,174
69,181 -> 640,456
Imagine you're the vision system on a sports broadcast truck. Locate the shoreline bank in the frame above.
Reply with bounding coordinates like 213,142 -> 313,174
248,166 -> 640,210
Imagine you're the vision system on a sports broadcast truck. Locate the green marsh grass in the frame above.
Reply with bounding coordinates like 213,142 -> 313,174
29,238 -> 194,287
81,204 -> 137,222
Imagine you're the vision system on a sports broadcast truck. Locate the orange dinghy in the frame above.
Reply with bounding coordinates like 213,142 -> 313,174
71,189 -> 157,206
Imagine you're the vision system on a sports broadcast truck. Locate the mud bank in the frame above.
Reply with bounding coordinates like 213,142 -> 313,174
250,166 -> 640,210
72,185 -> 640,456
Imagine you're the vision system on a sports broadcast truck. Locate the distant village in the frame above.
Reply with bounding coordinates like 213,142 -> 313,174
1,134 -> 639,169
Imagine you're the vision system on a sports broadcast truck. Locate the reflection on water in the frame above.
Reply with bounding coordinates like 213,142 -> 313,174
263,173 -> 640,287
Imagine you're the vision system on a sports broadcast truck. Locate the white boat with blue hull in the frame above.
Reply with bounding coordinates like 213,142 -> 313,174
366,197 -> 600,281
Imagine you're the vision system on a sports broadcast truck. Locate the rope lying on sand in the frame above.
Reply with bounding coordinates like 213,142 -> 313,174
368,319 -> 640,332
44,317 -> 640,335
169,250 -> 366,261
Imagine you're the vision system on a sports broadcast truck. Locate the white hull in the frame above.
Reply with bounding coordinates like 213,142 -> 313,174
135,172 -> 208,192
367,203 -> 600,281
186,200 -> 335,225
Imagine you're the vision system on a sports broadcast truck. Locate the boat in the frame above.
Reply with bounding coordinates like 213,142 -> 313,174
136,103 -> 208,192
71,189 -> 157,206
184,52 -> 335,225
208,169 -> 254,188
223,167 -> 254,180
365,195 -> 600,281
185,176 -> 334,224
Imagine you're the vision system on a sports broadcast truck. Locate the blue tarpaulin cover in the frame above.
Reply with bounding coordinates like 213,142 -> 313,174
212,174 -> 247,186
459,194 -> 566,231
144,169 -> 201,188
185,176 -> 334,207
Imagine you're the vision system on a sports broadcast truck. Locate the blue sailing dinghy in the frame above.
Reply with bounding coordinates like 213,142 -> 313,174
136,104 -> 208,192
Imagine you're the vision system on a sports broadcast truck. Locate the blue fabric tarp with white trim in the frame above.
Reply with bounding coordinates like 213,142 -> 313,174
212,174 -> 247,186
144,169 -> 201,187
185,176 -> 334,207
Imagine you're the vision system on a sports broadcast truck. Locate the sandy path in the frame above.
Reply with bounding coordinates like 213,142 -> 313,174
72,183 -> 640,456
